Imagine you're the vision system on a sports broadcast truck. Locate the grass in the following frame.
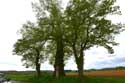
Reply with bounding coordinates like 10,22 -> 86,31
6,72 -> 125,83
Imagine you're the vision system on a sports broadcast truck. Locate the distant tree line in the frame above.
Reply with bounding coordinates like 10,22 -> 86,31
13,0 -> 123,79
84,66 -> 125,72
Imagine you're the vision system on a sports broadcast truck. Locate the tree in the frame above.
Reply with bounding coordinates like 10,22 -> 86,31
13,22 -> 47,77
65,0 -> 123,77
45,40 -> 72,77
13,0 -> 123,79
32,0 -> 67,78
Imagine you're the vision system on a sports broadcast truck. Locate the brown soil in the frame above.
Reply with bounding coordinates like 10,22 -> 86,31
66,70 -> 125,77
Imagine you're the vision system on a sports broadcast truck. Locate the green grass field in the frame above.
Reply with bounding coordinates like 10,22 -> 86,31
6,71 -> 125,83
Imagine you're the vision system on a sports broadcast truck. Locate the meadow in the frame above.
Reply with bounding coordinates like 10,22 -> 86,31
5,69 -> 125,83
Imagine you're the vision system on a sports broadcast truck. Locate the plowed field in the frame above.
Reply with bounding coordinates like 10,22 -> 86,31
67,70 -> 125,77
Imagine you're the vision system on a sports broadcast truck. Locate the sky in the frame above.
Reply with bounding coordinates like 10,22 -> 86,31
0,0 -> 125,71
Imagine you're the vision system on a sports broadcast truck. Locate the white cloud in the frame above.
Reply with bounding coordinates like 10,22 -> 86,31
84,31 -> 125,69
0,0 -> 36,71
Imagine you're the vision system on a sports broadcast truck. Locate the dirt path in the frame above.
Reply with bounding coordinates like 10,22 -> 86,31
5,81 -> 28,83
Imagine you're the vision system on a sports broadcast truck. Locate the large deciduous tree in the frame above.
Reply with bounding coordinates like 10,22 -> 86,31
65,0 -> 123,77
13,22 -> 47,77
32,0 -> 66,78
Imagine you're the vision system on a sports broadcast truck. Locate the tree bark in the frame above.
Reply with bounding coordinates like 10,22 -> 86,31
36,62 -> 41,77
77,49 -> 84,77
35,49 -> 41,77
73,44 -> 84,77
54,39 -> 65,78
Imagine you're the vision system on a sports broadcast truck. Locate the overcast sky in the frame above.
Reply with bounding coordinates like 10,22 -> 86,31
0,0 -> 125,71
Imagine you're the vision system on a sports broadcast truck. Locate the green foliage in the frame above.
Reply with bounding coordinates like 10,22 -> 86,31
13,22 -> 47,68
65,0 -> 122,53
32,0 -> 73,66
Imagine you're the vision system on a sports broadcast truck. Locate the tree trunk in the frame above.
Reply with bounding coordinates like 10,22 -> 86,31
36,62 -> 41,77
77,49 -> 84,77
73,45 -> 84,77
35,49 -> 41,77
54,39 -> 65,78
72,44 -> 83,77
